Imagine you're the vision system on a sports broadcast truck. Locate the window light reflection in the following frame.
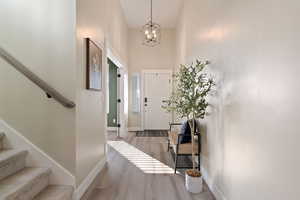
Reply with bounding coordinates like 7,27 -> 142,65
108,141 -> 174,174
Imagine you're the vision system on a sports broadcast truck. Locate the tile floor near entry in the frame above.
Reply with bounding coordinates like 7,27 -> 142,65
88,131 -> 215,200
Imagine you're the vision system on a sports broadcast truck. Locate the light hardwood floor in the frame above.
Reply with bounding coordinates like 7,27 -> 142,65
87,131 -> 215,200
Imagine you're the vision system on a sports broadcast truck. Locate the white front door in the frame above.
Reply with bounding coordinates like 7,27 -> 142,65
144,71 -> 172,130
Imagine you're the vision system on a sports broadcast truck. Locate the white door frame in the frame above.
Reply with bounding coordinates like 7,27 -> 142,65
106,42 -> 128,137
141,69 -> 173,130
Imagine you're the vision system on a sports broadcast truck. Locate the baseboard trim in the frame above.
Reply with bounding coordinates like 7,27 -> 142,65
107,127 -> 117,131
201,166 -> 227,200
74,157 -> 107,200
127,127 -> 142,132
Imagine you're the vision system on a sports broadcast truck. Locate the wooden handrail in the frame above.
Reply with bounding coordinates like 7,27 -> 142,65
0,47 -> 75,108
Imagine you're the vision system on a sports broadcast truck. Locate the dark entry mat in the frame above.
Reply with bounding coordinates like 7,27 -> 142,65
136,130 -> 168,137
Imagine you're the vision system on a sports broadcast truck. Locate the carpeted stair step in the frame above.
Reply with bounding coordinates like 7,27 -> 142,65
0,149 -> 28,181
33,185 -> 73,200
0,167 -> 51,200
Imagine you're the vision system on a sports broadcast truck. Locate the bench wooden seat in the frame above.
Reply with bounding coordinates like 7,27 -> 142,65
169,131 -> 199,154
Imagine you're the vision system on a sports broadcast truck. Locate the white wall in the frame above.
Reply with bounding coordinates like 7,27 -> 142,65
176,0 -> 300,200
0,0 -> 76,174
0,0 -> 129,187
76,0 -> 128,186
128,28 -> 175,128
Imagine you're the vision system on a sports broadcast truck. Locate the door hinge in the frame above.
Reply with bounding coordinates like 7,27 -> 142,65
117,124 -> 121,128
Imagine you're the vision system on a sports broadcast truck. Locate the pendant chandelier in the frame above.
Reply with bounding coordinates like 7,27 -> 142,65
142,0 -> 161,47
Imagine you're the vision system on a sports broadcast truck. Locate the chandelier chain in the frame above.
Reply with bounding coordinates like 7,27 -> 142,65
150,0 -> 152,25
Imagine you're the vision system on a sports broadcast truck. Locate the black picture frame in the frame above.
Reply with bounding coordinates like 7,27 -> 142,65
86,38 -> 102,91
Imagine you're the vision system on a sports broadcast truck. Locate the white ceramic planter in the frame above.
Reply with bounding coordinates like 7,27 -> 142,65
185,172 -> 203,193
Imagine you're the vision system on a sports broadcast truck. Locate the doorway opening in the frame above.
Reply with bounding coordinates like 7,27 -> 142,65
106,45 -> 128,138
107,58 -> 119,131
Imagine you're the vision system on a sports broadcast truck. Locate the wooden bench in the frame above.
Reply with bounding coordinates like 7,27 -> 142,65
167,122 -> 201,173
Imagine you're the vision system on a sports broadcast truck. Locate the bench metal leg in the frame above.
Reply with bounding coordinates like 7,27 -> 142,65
174,153 -> 178,174
174,144 -> 180,174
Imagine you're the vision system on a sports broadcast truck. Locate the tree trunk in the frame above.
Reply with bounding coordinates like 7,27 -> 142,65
188,115 -> 196,170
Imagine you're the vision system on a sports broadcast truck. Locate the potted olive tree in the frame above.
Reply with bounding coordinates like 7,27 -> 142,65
163,60 -> 215,193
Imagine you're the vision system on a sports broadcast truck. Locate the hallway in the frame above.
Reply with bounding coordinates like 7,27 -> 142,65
1,0 -> 300,199
87,132 -> 215,200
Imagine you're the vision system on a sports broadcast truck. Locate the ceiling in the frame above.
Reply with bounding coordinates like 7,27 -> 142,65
120,0 -> 183,28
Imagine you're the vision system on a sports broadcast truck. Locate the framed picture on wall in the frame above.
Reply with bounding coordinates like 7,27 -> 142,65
86,38 -> 102,91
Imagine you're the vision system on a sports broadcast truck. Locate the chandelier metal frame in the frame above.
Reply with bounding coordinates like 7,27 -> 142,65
142,0 -> 161,47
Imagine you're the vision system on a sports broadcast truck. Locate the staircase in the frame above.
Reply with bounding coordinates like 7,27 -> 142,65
0,132 -> 73,200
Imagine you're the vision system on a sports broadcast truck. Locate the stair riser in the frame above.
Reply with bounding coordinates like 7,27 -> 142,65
5,171 -> 50,200
33,186 -> 73,200
59,192 -> 73,200
0,153 -> 26,181
37,192 -> 73,200
0,132 -> 4,150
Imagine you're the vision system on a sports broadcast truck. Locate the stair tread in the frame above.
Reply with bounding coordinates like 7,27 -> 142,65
33,185 -> 73,200
0,149 -> 28,163
0,167 -> 51,198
